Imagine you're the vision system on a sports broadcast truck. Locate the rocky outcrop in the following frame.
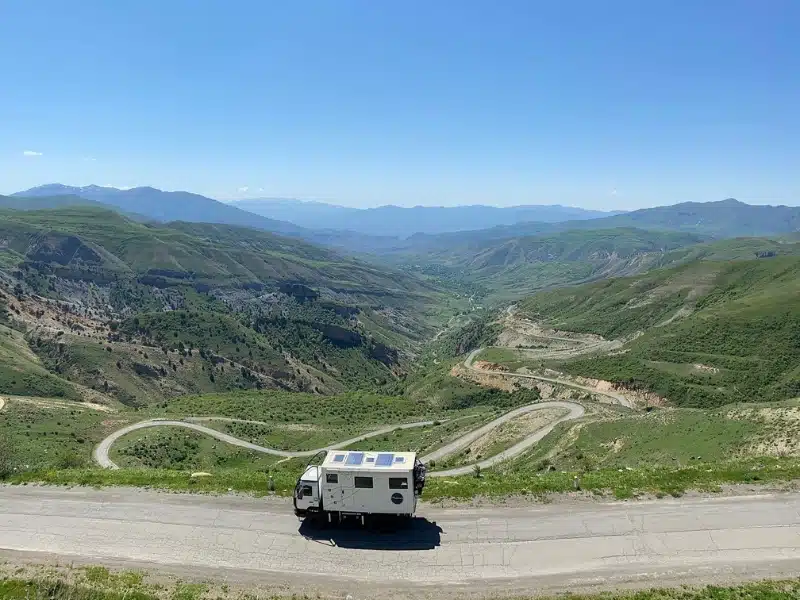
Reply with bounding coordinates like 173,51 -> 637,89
370,342 -> 398,365
279,282 -> 319,302
27,234 -> 103,266
132,362 -> 162,378
320,324 -> 363,348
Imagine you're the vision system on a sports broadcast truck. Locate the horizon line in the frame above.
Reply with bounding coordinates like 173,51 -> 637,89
9,182 -> 796,211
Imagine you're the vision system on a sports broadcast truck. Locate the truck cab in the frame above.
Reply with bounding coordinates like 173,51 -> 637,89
293,465 -> 321,517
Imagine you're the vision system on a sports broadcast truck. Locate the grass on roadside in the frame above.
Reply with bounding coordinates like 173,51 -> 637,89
426,456 -> 800,500
0,400 -> 133,470
7,456 -> 800,501
0,565 -> 798,600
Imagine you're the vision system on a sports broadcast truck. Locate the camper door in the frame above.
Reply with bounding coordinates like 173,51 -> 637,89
338,471 -> 355,509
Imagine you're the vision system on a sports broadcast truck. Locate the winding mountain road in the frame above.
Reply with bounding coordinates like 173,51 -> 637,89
2,486 -> 799,598
93,340 -> 630,474
94,418 -> 440,468
422,401 -> 583,476
94,401 -> 586,475
465,347 -> 635,408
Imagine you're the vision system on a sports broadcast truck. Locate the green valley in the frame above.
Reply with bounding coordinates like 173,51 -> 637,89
393,227 -> 707,303
1,201 -> 799,504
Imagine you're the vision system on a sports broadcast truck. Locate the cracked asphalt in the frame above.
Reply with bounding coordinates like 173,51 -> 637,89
2,487 -> 799,597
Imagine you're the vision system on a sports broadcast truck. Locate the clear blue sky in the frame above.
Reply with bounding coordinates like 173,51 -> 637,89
1,0 -> 798,208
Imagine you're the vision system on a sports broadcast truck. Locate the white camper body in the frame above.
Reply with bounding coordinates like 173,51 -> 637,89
293,450 -> 426,522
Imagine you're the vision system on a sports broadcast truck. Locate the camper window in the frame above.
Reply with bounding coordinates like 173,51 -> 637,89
354,476 -> 373,489
389,477 -> 409,489
326,473 -> 339,484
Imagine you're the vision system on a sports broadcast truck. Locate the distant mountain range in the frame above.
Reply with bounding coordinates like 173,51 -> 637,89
229,198 -> 624,237
9,186 -> 800,256
12,184 -> 306,236
402,199 -> 800,253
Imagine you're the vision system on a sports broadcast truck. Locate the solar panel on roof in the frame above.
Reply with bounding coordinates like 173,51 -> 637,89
375,453 -> 394,467
394,456 -> 406,463
345,452 -> 364,465
332,454 -> 345,463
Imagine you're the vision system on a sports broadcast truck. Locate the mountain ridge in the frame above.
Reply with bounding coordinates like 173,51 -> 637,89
230,197 -> 625,237
13,184 -> 307,237
12,186 -> 800,257
400,198 -> 800,251
514,255 -> 800,407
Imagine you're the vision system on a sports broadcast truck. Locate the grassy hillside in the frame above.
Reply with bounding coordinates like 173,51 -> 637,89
0,207 -> 435,297
0,322 -> 80,400
518,256 -> 800,407
0,193 -> 101,211
655,235 -> 800,267
396,228 -> 706,301
522,400 -> 800,473
0,207 -> 451,403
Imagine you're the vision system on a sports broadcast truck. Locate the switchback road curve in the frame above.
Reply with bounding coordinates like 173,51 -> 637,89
94,402 -> 585,476
464,347 -> 636,408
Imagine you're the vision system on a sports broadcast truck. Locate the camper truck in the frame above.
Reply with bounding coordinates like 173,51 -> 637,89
293,450 -> 427,524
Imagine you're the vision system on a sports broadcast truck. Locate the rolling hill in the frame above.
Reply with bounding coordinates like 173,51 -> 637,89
398,228 -> 708,302
516,254 -> 800,407
0,193 -> 102,211
0,207 -> 430,296
654,234 -> 800,268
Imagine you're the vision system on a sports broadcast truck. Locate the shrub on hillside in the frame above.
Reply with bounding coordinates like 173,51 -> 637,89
0,434 -> 16,478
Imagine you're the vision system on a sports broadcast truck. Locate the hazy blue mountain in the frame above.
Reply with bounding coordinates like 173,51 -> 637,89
230,198 -> 624,237
592,199 -> 800,237
14,184 -> 306,236
400,198 -> 800,254
14,189 -> 798,260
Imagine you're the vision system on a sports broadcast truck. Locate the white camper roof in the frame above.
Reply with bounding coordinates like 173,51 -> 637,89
321,450 -> 416,472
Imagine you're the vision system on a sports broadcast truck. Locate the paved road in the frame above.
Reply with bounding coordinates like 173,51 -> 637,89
2,487 -> 799,598
465,348 -> 635,408
94,401 -> 585,476
421,401 -> 583,476
93,418 -> 440,468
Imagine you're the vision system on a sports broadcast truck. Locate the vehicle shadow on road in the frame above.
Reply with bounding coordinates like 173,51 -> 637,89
298,516 -> 443,551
